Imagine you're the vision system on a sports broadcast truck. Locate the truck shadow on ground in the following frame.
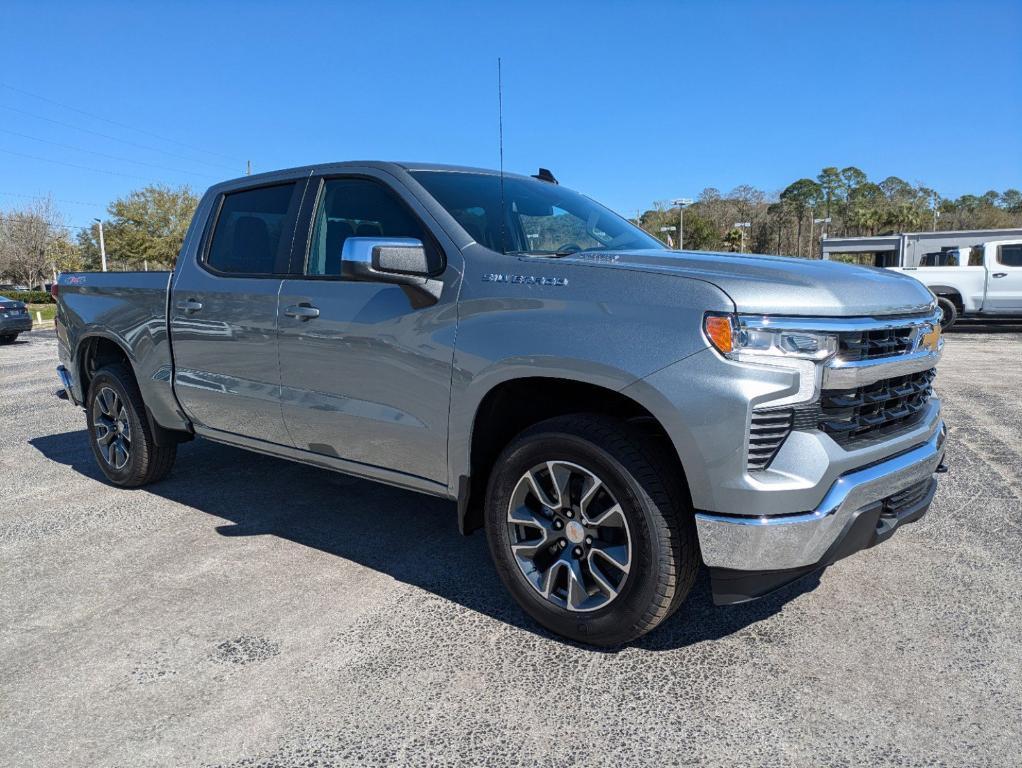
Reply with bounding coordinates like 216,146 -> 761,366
31,428 -> 820,652
945,319 -> 1022,334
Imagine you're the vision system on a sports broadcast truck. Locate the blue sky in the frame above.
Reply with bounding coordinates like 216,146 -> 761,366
1,0 -> 1019,229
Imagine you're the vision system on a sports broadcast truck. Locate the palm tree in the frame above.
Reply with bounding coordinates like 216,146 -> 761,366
722,228 -> 743,253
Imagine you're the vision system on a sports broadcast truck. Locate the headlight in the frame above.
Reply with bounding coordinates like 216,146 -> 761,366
703,313 -> 838,362
704,313 -> 837,407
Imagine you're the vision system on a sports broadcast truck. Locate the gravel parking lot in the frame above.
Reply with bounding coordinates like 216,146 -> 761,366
2,325 -> 1021,767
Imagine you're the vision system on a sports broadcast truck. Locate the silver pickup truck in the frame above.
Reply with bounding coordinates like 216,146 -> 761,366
54,162 -> 947,645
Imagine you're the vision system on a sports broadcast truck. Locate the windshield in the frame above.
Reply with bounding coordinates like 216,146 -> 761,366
410,170 -> 664,255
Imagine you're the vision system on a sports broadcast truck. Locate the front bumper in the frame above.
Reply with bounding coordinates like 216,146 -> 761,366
696,423 -> 947,603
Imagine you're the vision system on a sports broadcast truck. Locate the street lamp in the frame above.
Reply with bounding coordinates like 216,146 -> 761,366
733,221 -> 751,253
671,198 -> 693,249
93,218 -> 107,272
659,225 -> 677,247
811,216 -> 831,258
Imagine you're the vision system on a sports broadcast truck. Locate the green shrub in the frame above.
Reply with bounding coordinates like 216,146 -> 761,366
2,290 -> 54,304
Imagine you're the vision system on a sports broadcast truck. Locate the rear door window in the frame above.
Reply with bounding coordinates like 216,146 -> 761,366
997,244 -> 1022,267
206,183 -> 299,275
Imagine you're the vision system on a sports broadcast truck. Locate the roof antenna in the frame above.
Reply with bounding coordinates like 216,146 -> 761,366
497,57 -> 507,255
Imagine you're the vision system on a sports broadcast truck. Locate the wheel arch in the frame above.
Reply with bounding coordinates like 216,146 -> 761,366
76,333 -> 190,447
926,285 -> 964,310
76,332 -> 135,398
456,375 -> 691,535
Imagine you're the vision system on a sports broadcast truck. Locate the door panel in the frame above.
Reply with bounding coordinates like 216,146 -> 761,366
278,280 -> 458,480
170,180 -> 305,444
277,174 -> 460,482
985,244 -> 1022,311
171,273 -> 286,441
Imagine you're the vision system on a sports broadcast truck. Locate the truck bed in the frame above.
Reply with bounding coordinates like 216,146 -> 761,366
56,271 -> 186,432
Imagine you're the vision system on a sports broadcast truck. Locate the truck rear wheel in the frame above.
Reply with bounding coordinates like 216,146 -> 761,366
484,414 -> 698,646
86,363 -> 176,487
936,297 -> 958,329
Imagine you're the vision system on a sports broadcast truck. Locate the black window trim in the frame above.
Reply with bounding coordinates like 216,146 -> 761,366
198,178 -> 308,279
294,173 -> 447,281
996,243 -> 1022,268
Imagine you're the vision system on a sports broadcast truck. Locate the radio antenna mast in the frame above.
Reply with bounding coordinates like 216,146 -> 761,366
498,57 -> 507,254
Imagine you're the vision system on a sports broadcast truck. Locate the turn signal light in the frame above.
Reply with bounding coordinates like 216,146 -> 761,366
703,314 -> 734,355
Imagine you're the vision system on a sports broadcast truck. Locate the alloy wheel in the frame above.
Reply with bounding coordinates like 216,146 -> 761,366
92,386 -> 132,470
506,460 -> 632,612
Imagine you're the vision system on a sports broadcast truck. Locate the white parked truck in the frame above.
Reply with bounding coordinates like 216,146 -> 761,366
889,240 -> 1022,327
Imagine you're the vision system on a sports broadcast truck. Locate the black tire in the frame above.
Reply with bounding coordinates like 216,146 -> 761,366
484,414 -> 698,646
0,334 -> 15,344
936,297 -> 958,329
86,363 -> 176,487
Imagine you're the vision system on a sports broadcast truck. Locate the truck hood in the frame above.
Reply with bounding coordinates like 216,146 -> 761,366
562,249 -> 935,316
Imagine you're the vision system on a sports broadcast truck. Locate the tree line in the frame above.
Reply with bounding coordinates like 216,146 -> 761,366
636,167 -> 1022,257
0,185 -> 198,287
2,168 -> 1021,288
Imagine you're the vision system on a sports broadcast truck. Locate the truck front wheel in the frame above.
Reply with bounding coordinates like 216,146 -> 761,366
484,414 -> 698,646
86,363 -> 176,487
936,297 -> 958,329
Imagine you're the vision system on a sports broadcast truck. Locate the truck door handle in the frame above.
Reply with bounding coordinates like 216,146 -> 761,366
992,272 -> 1008,278
176,299 -> 203,313
284,304 -> 320,320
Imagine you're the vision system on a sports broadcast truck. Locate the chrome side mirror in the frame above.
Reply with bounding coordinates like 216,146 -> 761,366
339,237 -> 442,304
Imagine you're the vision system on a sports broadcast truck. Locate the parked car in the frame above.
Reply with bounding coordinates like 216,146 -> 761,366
889,240 -> 1022,327
53,162 -> 947,645
0,295 -> 33,343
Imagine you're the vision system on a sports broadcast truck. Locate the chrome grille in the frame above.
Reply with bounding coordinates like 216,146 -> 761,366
748,408 -> 794,470
819,368 -> 935,446
837,326 -> 916,361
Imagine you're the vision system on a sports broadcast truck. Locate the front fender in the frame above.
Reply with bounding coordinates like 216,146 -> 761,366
444,253 -> 735,495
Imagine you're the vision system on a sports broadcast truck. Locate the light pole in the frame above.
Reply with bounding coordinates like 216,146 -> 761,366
93,218 -> 107,272
659,225 -> 677,247
734,222 -> 750,253
671,198 -> 693,249
811,217 -> 831,258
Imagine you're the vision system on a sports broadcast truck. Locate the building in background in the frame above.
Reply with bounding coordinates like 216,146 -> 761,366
820,228 -> 1022,267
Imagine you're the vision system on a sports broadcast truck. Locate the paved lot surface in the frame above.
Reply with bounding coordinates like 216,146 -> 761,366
2,325 -> 1021,767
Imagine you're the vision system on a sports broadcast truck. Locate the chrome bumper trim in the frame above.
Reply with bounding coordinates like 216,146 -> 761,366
695,423 -> 945,570
56,365 -> 79,405
822,346 -> 942,389
739,308 -> 939,333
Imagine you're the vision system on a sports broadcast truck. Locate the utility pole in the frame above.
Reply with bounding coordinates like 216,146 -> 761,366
246,160 -> 251,176
93,218 -> 107,272
671,198 -> 693,250
809,210 -> 817,258
734,222 -> 751,253
812,217 -> 832,259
